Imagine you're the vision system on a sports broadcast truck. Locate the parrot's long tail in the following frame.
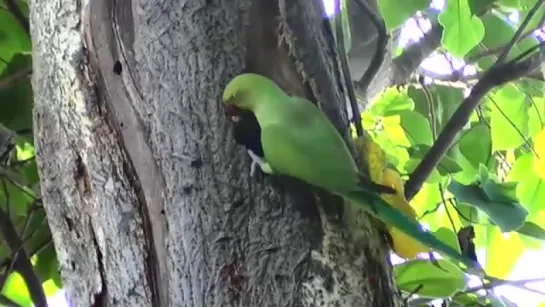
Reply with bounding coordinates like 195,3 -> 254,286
342,190 -> 479,270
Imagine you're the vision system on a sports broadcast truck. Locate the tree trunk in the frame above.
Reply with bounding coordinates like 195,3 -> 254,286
30,0 -> 400,306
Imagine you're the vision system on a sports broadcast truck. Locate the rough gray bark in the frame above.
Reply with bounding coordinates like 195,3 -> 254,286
30,0 -> 400,306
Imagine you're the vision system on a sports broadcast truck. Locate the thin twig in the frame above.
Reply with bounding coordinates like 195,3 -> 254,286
495,0 -> 545,65
464,276 -> 545,296
467,27 -> 541,65
334,0 -> 363,136
2,178 -> 10,222
0,166 -> 38,201
0,67 -> 32,92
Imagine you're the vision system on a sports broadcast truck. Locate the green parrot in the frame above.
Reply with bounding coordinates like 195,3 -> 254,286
222,73 -> 479,270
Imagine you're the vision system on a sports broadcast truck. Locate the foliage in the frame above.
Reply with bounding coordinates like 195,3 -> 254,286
0,0 -> 544,305
357,0 -> 545,305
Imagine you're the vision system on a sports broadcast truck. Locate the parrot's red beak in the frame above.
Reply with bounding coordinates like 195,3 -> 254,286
225,105 -> 241,123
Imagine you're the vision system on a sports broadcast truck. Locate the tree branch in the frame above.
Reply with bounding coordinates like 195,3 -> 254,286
353,0 -> 390,99
464,276 -> 545,296
404,43 -> 545,200
334,0 -> 363,136
390,23 -> 443,86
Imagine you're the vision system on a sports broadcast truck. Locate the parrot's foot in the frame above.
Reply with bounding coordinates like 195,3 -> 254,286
249,158 -> 258,177
247,149 -> 273,174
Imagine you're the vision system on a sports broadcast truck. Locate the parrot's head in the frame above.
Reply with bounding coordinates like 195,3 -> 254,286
222,73 -> 279,113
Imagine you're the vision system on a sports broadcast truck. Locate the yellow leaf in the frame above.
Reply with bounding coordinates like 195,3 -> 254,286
354,135 -> 430,259
354,134 -> 388,182
390,227 -> 429,259
381,168 -> 430,258
486,227 -> 524,279
534,128 -> 545,179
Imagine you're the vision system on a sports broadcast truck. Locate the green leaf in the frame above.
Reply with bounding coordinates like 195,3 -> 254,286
438,0 -> 485,58
528,96 -> 545,139
0,9 -> 31,64
434,85 -> 465,133
434,227 -> 462,253
394,259 -> 467,298
0,179 -> 33,216
469,13 -> 540,69
448,181 -> 528,232
34,242 -> 60,287
478,164 -> 490,184
2,272 -> 32,307
370,87 -> 415,117
459,123 -> 492,170
499,0 -> 521,8
516,221 -> 545,240
399,110 -> 433,146
377,0 -> 430,31
0,53 -> 34,141
489,85 -> 529,151
507,153 -> 545,216
468,0 -> 497,14
519,0 -> 545,33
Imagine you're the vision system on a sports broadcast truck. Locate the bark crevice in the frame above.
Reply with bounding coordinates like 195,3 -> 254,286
31,0 -> 400,305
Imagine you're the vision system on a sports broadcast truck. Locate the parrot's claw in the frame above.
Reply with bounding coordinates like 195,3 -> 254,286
249,160 -> 258,177
247,149 -> 263,176
247,149 -> 274,174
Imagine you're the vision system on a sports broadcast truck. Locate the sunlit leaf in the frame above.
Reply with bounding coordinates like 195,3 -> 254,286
369,87 -> 415,117
489,85 -> 529,151
469,13 -> 540,70
448,180 -> 528,232
486,227 -> 524,279
434,227 -> 462,253
516,221 -> 545,241
394,259 -> 467,298
438,0 -> 485,58
0,9 -> 30,63
507,153 -> 545,216
2,271 -> 32,307
458,123 -> 492,178
528,97 -> 545,139
399,111 -> 433,146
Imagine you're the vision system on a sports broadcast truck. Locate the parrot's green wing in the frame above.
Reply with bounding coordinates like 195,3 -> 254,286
261,122 -> 361,192
260,121 -> 478,269
256,97 -> 478,270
